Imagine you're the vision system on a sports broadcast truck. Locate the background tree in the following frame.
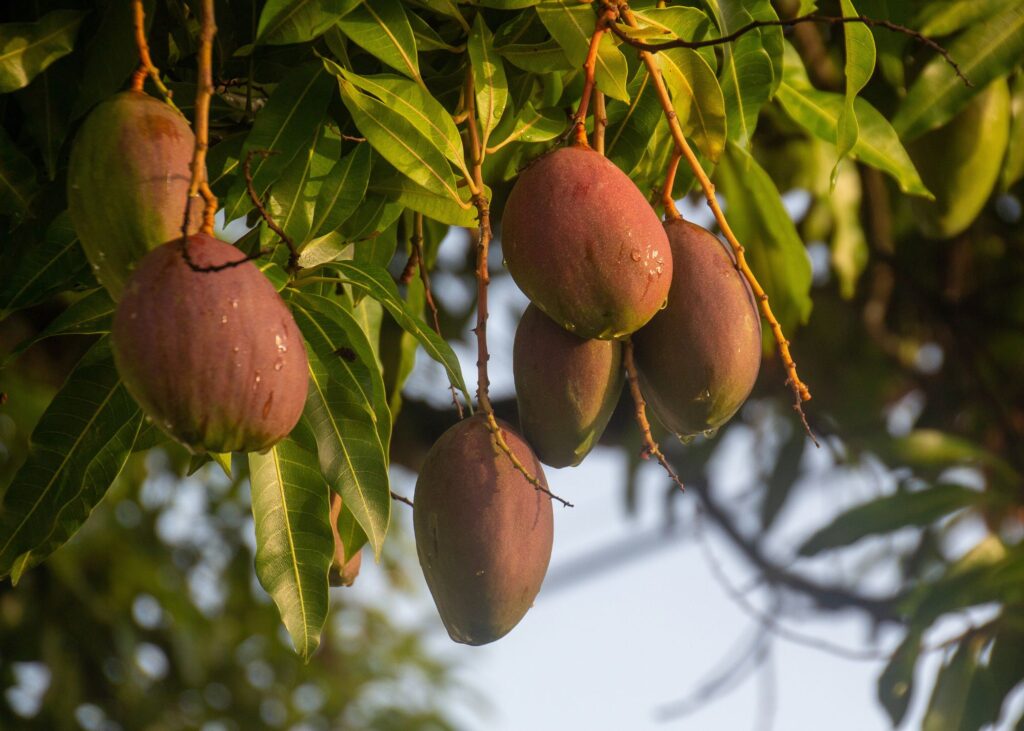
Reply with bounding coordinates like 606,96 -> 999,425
0,0 -> 1022,728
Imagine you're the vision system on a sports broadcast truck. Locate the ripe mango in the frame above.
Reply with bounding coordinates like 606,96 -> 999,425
513,304 -> 623,467
501,146 -> 672,340
632,220 -> 761,438
112,234 -> 308,453
68,91 -> 202,299
909,79 -> 1011,239
413,415 -> 553,645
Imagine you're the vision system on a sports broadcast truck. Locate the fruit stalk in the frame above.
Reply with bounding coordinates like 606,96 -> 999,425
188,0 -> 218,237
129,0 -> 176,105
618,4 -> 815,440
572,8 -> 618,148
623,339 -> 685,492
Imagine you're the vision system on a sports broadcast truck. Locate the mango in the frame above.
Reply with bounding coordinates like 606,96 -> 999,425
632,220 -> 761,438
513,304 -> 623,467
112,234 -> 308,453
413,415 -> 553,645
501,146 -> 672,340
68,91 -> 202,299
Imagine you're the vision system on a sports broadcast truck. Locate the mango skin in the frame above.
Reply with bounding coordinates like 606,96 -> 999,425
632,220 -> 761,437
112,234 -> 308,453
501,146 -> 672,340
909,79 -> 1011,240
68,91 -> 202,299
413,415 -> 553,646
513,304 -> 623,468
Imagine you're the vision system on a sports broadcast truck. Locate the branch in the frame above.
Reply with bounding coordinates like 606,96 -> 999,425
390,490 -> 414,508
189,0 -> 219,235
241,150 -> 299,273
609,13 -> 971,87
129,0 -> 177,105
623,339 -> 684,492
618,4 -> 818,446
571,8 -> 618,147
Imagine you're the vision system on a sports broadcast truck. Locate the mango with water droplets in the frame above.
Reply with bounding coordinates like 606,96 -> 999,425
68,91 -> 203,299
112,234 -> 308,453
501,146 -> 672,340
513,304 -> 623,468
413,415 -> 553,645
632,220 -> 761,437
909,78 -> 1011,240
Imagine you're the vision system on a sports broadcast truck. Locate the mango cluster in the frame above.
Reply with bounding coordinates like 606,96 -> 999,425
413,145 -> 763,646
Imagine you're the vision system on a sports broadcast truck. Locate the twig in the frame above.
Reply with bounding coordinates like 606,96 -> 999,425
592,91 -> 608,154
189,0 -> 219,235
662,149 -> 682,220
465,68 -> 570,507
623,339 -> 685,492
129,0 -> 177,106
391,490 -> 414,508
619,4 -> 818,446
241,150 -> 300,272
409,213 -> 464,419
571,8 -> 618,147
608,13 -> 971,87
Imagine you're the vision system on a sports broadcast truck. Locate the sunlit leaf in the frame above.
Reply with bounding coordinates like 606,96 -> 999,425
256,0 -> 357,46
309,143 -> 372,240
249,434 -> 333,660
0,10 -> 85,94
892,4 -> 1024,140
337,0 -> 421,83
536,0 -> 629,102
833,0 -> 876,186
657,47 -> 726,161
469,14 -> 508,146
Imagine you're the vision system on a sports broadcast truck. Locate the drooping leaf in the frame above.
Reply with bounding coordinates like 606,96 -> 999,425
892,4 -> 1024,140
0,212 -> 90,318
256,0 -> 357,46
16,56 -> 75,180
536,0 -> 630,102
337,0 -> 422,83
0,338 -> 142,582
331,261 -> 472,406
878,629 -> 922,726
290,297 -> 391,556
332,67 -> 466,206
369,166 -> 479,227
657,47 -> 727,161
713,142 -> 813,335
832,0 -> 876,186
922,637 -> 982,731
469,14 -> 509,146
0,10 -> 85,94
916,0 -> 1017,38
249,434 -> 334,660
223,64 -> 335,221
4,288 -> 114,363
308,142 -> 372,240
0,124 -> 39,217
798,484 -> 983,557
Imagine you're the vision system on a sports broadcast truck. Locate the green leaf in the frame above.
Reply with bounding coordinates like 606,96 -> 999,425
4,288 -> 114,364
335,499 -> 368,562
16,56 -> 75,180
496,39 -> 573,73
223,64 -> 335,221
298,233 -> 349,269
606,70 -> 663,177
536,1 -> 629,102
268,129 -> 336,248
469,14 -> 508,147
0,338 -> 142,582
330,66 -> 468,174
332,67 -> 466,205
487,102 -> 566,151
878,629 -> 922,726
369,167 -> 479,227
1002,73 -> 1024,190
256,0 -> 357,46
833,0 -> 876,186
337,0 -> 421,83
331,261 -> 472,406
776,81 -> 929,196
657,47 -> 727,162
916,0 -> 1017,38
0,212 -> 90,318
714,142 -> 813,334
291,303 -> 392,557
707,0 -> 776,146
0,124 -> 39,216
633,6 -> 716,70
408,12 -> 462,53
249,435 -> 333,660
923,638 -> 981,731
0,10 -> 85,94
309,143 -> 372,240
798,484 -> 982,557
892,4 -> 1024,141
